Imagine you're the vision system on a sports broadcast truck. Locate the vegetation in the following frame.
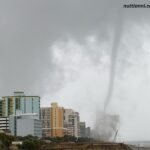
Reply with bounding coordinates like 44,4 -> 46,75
0,133 -> 93,150
43,135 -> 91,143
0,133 -> 15,150
16,135 -> 41,150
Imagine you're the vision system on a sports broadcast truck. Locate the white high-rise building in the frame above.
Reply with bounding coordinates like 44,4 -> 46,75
0,92 -> 40,119
10,113 -> 42,138
64,109 -> 80,137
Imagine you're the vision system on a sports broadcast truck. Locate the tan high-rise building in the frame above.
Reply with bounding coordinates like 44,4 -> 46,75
50,102 -> 65,137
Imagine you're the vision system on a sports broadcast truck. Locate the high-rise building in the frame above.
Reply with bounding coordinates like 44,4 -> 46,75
50,102 -> 65,137
64,109 -> 80,137
74,112 -> 80,137
64,109 -> 75,136
85,127 -> 91,138
79,122 -> 86,137
0,92 -> 40,118
40,102 -> 86,138
40,107 -> 51,137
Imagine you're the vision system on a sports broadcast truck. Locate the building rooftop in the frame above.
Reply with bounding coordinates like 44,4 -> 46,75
1,91 -> 40,98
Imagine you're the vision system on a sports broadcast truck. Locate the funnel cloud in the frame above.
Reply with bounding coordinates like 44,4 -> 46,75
104,10 -> 123,111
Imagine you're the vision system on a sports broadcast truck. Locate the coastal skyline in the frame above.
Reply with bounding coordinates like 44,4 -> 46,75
1,0 -> 150,141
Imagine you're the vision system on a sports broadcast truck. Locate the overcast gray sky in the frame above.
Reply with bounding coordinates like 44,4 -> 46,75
1,0 -> 150,141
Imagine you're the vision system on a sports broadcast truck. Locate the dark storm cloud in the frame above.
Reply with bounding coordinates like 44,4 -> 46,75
0,0 -> 148,95
0,0 -> 122,95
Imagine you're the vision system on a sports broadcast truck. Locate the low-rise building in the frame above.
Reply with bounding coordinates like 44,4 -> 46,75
0,117 -> 10,132
10,113 -> 42,138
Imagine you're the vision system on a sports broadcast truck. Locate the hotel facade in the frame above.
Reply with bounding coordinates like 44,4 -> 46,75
41,102 -> 65,137
50,103 -> 65,137
40,107 -> 51,137
0,92 -> 40,118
